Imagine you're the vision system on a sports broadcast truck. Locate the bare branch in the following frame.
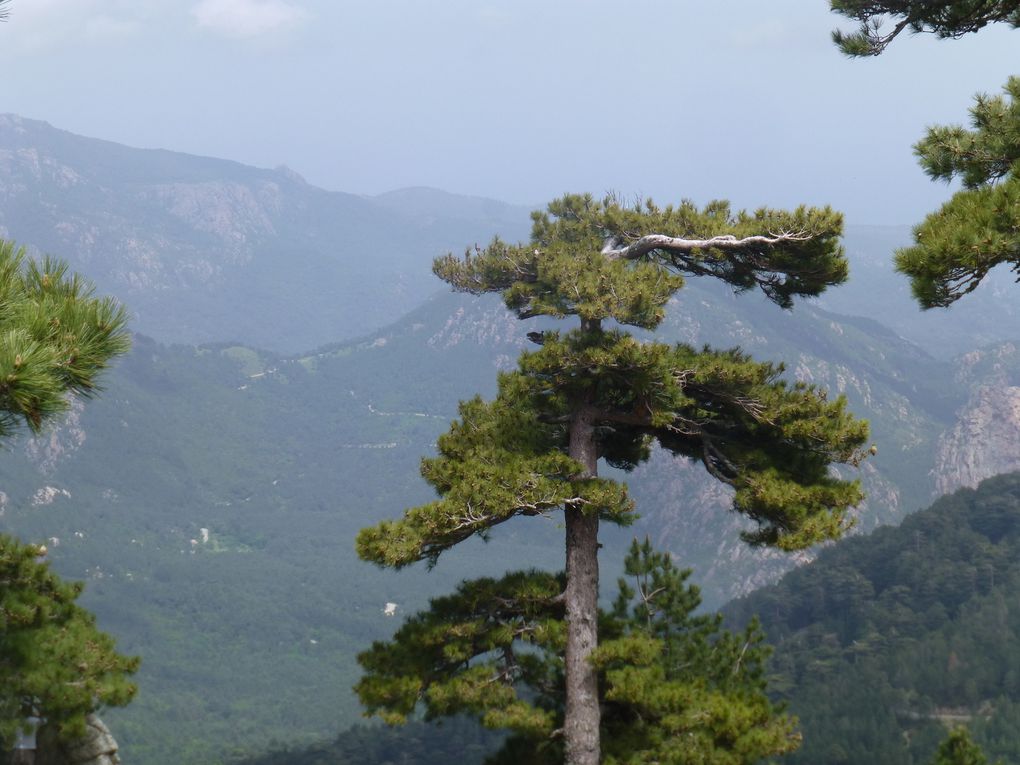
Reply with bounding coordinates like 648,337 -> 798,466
601,231 -> 813,261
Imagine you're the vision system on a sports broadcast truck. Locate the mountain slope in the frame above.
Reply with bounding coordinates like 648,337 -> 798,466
0,274 -> 997,764
725,471 -> 1020,765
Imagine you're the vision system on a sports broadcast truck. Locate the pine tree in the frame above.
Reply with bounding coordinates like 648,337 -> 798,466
357,539 -> 800,764
0,536 -> 139,746
357,194 -> 869,765
830,1 -> 1020,56
0,239 -> 135,747
894,76 -> 1020,307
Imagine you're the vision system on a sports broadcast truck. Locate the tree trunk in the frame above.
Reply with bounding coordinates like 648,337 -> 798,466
564,502 -> 600,765
564,318 -> 601,765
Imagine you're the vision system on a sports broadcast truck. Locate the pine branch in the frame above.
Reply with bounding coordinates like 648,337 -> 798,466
600,231 -> 813,261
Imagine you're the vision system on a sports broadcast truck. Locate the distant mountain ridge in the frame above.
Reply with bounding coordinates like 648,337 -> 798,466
0,114 -> 533,351
2,113 -> 1019,359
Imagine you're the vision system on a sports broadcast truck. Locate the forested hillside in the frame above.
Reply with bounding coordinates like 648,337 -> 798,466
0,277 -> 1013,763
726,472 -> 1020,764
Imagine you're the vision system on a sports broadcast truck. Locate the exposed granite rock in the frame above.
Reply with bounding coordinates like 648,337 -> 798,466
934,346 -> 1020,497
36,715 -> 118,765
23,400 -> 87,474
934,343 -> 1020,496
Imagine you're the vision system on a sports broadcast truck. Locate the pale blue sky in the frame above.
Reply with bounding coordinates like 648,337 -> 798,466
1,0 -> 1017,225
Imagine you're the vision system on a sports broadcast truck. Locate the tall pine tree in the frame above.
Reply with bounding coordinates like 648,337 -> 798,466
357,194 -> 869,765
0,240 -> 135,747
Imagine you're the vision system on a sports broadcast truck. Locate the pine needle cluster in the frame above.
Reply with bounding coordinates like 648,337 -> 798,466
357,539 -> 798,764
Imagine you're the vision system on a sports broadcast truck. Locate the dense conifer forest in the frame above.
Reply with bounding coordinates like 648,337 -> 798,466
728,472 -> 1020,764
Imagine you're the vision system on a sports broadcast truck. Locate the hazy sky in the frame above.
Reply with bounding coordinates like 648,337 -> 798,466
1,1 -> 1017,225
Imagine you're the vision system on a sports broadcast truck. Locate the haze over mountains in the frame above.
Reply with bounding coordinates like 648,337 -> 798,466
0,114 -> 532,351
2,117 -> 1020,764
3,113 -> 1018,358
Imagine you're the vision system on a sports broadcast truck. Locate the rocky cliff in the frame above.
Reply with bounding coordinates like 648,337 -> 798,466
934,343 -> 1020,496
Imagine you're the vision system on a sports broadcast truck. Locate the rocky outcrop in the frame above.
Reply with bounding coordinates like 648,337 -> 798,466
23,400 -> 87,474
933,343 -> 1020,496
36,715 -> 119,765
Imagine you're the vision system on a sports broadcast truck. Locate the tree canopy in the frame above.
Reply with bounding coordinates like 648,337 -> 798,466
830,3 -> 1020,310
830,0 -> 1020,56
0,239 -> 135,747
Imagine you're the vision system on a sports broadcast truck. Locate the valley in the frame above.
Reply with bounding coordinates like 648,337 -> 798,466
0,121 -> 1018,765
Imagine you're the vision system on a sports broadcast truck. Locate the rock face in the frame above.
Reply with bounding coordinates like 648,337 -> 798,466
36,715 -> 119,765
934,343 -> 1020,497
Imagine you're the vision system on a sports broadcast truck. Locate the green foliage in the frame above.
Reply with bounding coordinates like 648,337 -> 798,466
894,77 -> 1020,308
931,729 -> 989,765
830,1 -> 1020,56
365,193 -> 865,762
358,322 -> 867,568
0,534 -> 138,746
435,195 -> 847,323
357,540 -> 796,765
355,378 -> 634,569
0,242 -> 129,435
0,239 -> 134,746
595,539 -> 799,765
1,269 -> 951,765
831,2 -> 1020,310
725,472 -> 1020,765
356,570 -> 565,737
364,194 -> 867,566
915,77 -> 1020,189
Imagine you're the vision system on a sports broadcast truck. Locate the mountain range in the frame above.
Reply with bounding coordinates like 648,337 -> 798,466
0,116 -> 1019,764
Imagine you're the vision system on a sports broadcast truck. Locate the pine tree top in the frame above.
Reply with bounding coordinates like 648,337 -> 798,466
434,194 -> 847,328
